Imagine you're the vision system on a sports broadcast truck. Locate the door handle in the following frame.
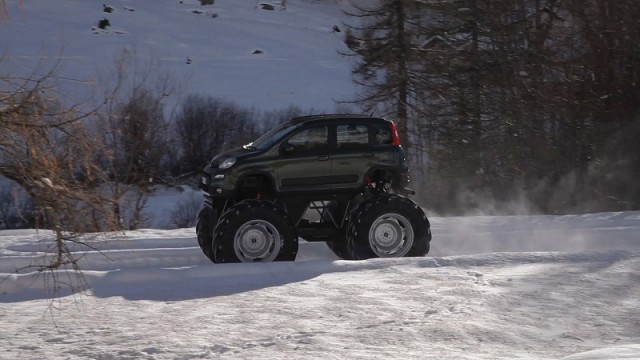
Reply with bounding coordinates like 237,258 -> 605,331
317,156 -> 329,161
362,153 -> 375,158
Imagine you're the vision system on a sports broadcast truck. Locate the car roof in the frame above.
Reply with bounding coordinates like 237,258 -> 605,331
288,114 -> 390,126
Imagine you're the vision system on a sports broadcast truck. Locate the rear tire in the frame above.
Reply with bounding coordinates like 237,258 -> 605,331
347,194 -> 431,260
321,201 -> 354,260
325,233 -> 354,260
196,205 -> 217,261
212,200 -> 298,263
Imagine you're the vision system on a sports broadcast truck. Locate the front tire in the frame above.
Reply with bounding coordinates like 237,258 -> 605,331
211,200 -> 298,263
347,194 -> 431,260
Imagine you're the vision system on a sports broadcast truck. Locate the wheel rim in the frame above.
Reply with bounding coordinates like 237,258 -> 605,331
234,220 -> 282,262
368,213 -> 414,257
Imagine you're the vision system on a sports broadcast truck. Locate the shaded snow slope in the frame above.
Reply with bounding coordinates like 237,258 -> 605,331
2,0 -> 356,111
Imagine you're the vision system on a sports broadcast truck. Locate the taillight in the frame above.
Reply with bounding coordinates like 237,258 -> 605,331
389,122 -> 401,146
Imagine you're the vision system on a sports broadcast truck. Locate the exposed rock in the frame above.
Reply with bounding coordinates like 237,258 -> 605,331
98,18 -> 111,29
260,3 -> 275,11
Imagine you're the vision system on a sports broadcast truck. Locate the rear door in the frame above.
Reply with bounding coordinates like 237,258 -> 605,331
329,123 -> 377,189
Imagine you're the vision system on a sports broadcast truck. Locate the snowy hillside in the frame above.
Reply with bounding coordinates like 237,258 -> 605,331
3,0 -> 356,111
1,212 -> 640,359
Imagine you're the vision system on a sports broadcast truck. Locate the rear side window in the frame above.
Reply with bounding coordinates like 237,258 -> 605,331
337,124 -> 369,149
373,123 -> 393,145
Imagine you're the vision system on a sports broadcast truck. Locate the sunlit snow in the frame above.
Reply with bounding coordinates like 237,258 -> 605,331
1,211 -> 639,359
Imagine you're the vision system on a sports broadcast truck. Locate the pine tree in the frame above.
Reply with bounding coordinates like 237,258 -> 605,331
342,0 -> 423,149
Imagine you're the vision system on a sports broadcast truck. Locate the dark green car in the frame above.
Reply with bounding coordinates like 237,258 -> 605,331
197,114 -> 431,263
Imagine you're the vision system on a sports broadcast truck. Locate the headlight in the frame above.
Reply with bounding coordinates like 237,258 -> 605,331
219,158 -> 236,169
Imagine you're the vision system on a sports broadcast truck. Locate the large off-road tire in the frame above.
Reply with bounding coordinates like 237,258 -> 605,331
196,205 -> 217,261
325,233 -> 354,260
346,194 -> 431,260
320,201 -> 354,260
211,200 -> 298,263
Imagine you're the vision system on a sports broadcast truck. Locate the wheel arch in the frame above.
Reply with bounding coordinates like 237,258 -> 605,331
234,171 -> 277,200
363,166 -> 403,190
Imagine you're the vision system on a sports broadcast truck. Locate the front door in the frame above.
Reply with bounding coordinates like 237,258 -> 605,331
274,125 -> 332,192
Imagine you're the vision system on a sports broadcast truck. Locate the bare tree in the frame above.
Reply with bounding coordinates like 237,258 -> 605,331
0,172 -> 33,229
172,95 -> 258,176
95,51 -> 174,230
0,48 -> 176,277
0,65 -> 120,273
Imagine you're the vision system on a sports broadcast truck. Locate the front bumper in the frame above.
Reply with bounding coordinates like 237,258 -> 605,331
200,167 -> 236,200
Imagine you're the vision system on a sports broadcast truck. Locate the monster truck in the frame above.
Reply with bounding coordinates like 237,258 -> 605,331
196,114 -> 431,263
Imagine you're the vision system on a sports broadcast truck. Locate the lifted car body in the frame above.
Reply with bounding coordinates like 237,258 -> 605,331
197,114 -> 431,263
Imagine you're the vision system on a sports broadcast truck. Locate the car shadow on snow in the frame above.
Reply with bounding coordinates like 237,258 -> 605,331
0,260 -> 344,303
88,260 -> 344,301
0,239 -> 347,302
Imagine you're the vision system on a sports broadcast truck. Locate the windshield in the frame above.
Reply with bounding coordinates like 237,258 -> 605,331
247,122 -> 303,150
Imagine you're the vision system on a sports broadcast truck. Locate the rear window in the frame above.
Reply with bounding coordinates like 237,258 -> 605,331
337,124 -> 369,149
373,123 -> 393,145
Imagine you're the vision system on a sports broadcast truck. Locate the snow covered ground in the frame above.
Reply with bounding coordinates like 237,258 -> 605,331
1,211 -> 639,359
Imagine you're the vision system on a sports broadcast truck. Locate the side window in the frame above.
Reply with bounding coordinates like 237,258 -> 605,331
337,124 -> 369,149
374,123 -> 393,145
283,126 -> 328,153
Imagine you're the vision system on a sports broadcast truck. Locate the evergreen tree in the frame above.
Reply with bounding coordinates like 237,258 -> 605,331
342,0 -> 423,149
